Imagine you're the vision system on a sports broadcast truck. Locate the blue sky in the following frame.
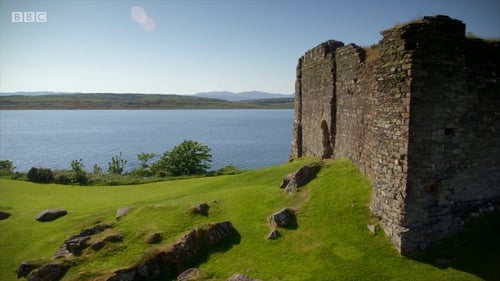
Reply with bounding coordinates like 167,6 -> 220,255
1,0 -> 499,95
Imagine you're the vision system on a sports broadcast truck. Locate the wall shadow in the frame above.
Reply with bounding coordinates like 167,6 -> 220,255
407,211 -> 500,281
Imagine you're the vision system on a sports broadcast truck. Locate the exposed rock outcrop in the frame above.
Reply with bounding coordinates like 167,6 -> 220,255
89,233 -> 123,251
16,261 -> 40,278
280,163 -> 321,193
53,222 -> 114,259
105,221 -> 240,281
25,263 -> 69,281
35,209 -> 67,222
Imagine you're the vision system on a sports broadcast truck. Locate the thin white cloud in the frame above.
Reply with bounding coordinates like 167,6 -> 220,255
130,6 -> 155,32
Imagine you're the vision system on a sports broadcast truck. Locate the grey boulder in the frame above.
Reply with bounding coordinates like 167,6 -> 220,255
268,208 -> 297,229
280,163 -> 321,193
116,206 -> 132,220
35,209 -> 67,222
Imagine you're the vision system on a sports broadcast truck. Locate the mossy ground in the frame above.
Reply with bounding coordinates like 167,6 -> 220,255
0,159 -> 497,280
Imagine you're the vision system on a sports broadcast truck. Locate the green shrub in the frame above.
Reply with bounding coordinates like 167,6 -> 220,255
213,164 -> 242,175
107,152 -> 127,175
0,160 -> 15,176
70,159 -> 88,185
54,172 -> 72,184
153,140 -> 212,176
27,167 -> 54,183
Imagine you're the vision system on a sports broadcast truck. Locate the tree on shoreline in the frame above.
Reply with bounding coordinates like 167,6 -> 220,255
108,152 -> 127,175
152,140 -> 212,176
133,152 -> 156,177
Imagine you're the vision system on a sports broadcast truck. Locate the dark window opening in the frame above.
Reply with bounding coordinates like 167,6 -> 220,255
445,128 -> 455,137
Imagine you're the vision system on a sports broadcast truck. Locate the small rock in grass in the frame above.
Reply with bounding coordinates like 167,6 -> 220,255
146,232 -> 163,244
280,163 -> 321,193
192,203 -> 210,216
266,230 -> 281,240
268,208 -> 296,229
116,206 -> 132,220
0,211 -> 11,220
35,209 -> 67,222
177,267 -> 211,281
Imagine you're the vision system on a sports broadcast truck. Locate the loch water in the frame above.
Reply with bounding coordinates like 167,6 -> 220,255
0,109 -> 293,172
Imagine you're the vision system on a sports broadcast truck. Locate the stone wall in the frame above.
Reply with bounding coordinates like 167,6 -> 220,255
291,40 -> 344,159
291,15 -> 500,254
402,17 -> 500,251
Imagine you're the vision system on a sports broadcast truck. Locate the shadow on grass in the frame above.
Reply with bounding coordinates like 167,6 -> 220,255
156,225 -> 241,281
408,211 -> 500,281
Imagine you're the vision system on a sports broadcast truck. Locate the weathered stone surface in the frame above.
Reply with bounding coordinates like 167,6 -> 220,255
281,163 -> 321,193
106,267 -> 136,281
268,208 -> 297,229
26,263 -> 69,281
146,232 -> 163,244
35,209 -> 67,222
105,221 -> 240,281
192,203 -> 210,216
90,233 -> 123,251
0,210 -> 11,220
291,14 -> 500,254
63,236 -> 90,256
177,267 -> 211,281
279,173 -> 293,189
79,222 -> 114,236
226,274 -> 260,281
116,206 -> 132,220
53,222 -> 114,259
16,261 -> 40,278
266,230 -> 281,240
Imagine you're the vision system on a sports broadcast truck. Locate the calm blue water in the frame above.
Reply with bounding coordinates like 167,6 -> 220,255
0,109 -> 293,172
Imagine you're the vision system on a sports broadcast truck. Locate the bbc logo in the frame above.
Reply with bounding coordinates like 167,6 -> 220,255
11,11 -> 47,23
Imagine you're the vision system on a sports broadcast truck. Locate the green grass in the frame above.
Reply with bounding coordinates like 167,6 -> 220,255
0,159 -> 496,280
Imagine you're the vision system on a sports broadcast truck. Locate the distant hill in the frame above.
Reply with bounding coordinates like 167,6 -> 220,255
194,91 -> 293,101
0,93 -> 294,110
0,91 -> 71,96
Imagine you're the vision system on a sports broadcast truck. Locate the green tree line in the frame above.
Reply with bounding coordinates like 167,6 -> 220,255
1,140 -> 239,185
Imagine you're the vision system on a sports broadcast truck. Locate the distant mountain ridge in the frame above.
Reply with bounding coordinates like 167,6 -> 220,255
0,91 -> 294,101
194,91 -> 293,101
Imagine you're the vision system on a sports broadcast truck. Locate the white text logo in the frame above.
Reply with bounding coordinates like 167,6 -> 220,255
12,11 -> 47,23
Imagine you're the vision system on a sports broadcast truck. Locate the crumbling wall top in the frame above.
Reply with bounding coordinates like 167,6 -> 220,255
303,40 -> 344,59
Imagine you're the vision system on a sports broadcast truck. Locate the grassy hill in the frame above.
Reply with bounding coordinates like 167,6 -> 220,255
0,159 -> 498,280
0,94 -> 294,110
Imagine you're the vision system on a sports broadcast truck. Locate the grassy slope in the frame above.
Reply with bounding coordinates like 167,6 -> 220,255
0,159 -> 491,280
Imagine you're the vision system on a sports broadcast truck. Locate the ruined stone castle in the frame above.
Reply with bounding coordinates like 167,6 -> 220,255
290,15 -> 499,254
